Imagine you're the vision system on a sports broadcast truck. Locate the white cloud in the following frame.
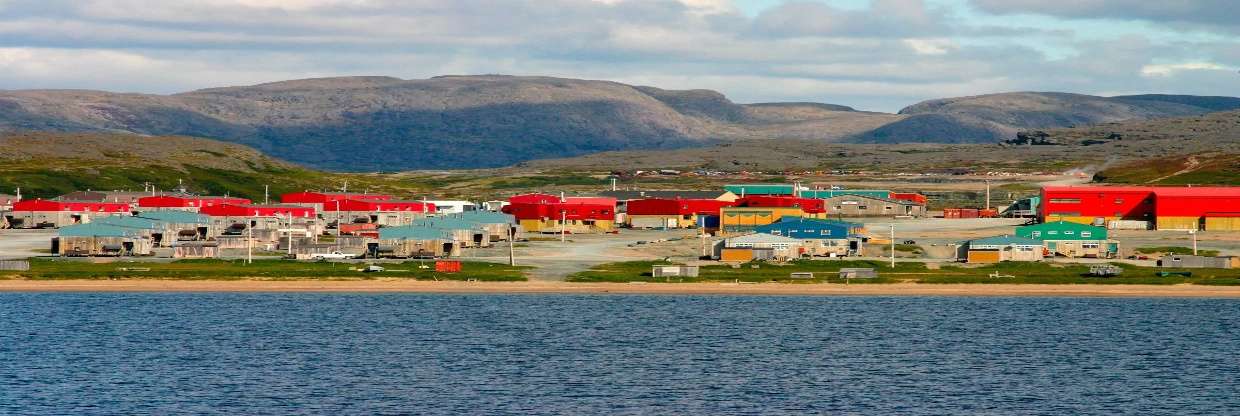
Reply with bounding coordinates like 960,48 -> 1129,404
1140,62 -> 1230,77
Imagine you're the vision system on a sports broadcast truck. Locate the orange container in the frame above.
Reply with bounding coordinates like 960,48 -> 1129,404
435,260 -> 462,273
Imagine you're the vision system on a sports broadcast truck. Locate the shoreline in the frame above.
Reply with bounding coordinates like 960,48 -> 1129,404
2,279 -> 1240,297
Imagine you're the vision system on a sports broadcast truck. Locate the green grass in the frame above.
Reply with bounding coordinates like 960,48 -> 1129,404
1136,246 -> 1220,257
12,258 -> 528,281
567,260 -> 1240,285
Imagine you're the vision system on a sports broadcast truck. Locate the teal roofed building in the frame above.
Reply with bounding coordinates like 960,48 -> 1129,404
137,210 -> 211,225
56,223 -> 154,256
89,215 -> 160,230
379,225 -> 453,240
454,210 -> 515,225
724,184 -> 796,196
1016,221 -> 1118,258
58,223 -> 143,238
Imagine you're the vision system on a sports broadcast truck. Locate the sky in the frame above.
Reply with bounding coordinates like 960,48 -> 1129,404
0,0 -> 1236,112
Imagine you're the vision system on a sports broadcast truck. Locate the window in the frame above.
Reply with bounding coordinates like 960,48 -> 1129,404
884,206 -> 892,210
821,230 -> 831,236
1081,231 -> 1092,238
859,206 -> 868,210
1031,231 -> 1041,237
1083,243 -> 1099,249
1048,231 -> 1059,235
1064,231 -> 1074,235
1050,198 -> 1081,204
1114,198 -> 1124,204
771,230 -> 781,235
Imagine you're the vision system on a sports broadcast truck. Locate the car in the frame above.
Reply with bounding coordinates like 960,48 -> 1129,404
310,251 -> 355,260
903,240 -> 917,245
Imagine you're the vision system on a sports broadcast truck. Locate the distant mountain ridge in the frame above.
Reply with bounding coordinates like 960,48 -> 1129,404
1,75 -> 1236,170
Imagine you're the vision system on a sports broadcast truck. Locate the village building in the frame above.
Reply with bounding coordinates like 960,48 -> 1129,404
136,195 -> 251,212
280,191 -> 393,211
624,198 -> 734,230
754,217 -> 863,257
0,194 -> 20,211
723,184 -> 797,197
409,217 -> 492,248
1039,186 -> 1240,230
1015,221 -> 1119,259
958,236 -> 1045,264
199,204 -> 322,243
719,196 -> 830,234
821,194 -> 926,218
319,199 -> 435,227
6,199 -> 132,228
1157,255 -> 1240,269
504,194 -> 616,233
373,226 -> 460,258
454,211 -> 517,242
54,223 -> 154,257
715,233 -> 805,262
56,190 -> 151,205
423,200 -> 477,214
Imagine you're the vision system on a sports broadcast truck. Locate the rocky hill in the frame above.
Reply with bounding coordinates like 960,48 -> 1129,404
1,76 -> 1236,170
847,92 -> 1240,144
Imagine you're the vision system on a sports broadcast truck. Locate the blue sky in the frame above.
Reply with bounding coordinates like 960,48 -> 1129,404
0,0 -> 1235,112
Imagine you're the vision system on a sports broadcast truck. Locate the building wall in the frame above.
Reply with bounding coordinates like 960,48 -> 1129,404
1205,217 -> 1240,231
822,196 -> 924,217
1156,216 -> 1200,230
1040,187 -> 1155,222
518,218 -> 615,234
720,207 -> 806,233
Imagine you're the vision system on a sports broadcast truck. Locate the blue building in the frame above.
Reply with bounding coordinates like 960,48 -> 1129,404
753,217 -> 862,257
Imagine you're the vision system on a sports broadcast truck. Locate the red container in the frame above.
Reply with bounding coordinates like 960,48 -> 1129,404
339,223 -> 379,234
435,260 -> 462,273
979,209 -> 999,218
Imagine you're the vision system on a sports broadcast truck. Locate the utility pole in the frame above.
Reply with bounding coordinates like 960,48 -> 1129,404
264,185 -> 269,205
508,226 -> 516,266
985,180 -> 992,211
611,177 -> 617,192
890,224 -> 896,268
561,209 -> 567,243
246,222 -> 253,264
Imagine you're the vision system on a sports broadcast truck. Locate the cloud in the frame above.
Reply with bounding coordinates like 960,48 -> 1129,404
1140,62 -> 1231,77
968,0 -> 1240,33
0,0 -> 1235,112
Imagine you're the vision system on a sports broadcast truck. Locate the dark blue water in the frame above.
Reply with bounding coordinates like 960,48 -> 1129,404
2,294 -> 1238,415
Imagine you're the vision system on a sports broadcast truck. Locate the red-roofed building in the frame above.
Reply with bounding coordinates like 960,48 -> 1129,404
281,192 -> 393,211
320,199 -> 436,227
736,196 -> 828,214
625,198 -> 734,229
199,204 -> 316,218
1040,186 -> 1240,230
503,201 -> 616,233
6,199 -> 132,228
138,195 -> 252,212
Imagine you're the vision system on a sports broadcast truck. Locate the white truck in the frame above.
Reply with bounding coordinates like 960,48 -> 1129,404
309,251 -> 355,260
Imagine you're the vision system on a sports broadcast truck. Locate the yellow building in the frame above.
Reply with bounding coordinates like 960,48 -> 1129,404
719,207 -> 829,234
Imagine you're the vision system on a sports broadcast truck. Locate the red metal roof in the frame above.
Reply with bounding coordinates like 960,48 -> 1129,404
320,199 -> 435,212
736,196 -> 827,214
11,199 -> 131,213
138,195 -> 251,208
280,192 -> 393,204
502,203 -> 615,221
199,204 -> 316,218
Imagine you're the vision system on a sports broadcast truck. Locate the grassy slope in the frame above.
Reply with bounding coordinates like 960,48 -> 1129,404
12,258 -> 528,281
0,132 -> 470,199
568,260 -> 1240,285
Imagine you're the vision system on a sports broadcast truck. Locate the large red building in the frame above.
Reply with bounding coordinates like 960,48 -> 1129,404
626,198 -> 734,216
1040,186 -> 1240,230
735,196 -> 828,214
137,195 -> 252,211
199,204 -> 317,218
320,199 -> 436,213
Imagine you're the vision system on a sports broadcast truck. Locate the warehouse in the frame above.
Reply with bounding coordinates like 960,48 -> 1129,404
1040,186 -> 1240,230
958,235 -> 1045,263
55,223 -> 154,257
137,195 -> 251,212
1016,221 -> 1119,258
373,226 -> 460,258
821,194 -> 926,218
136,210 -> 213,245
200,204 -> 322,242
1151,187 -> 1240,231
1039,186 -> 1156,225
754,217 -> 861,257
320,199 -> 436,226
625,198 -> 734,230
7,199 -> 132,228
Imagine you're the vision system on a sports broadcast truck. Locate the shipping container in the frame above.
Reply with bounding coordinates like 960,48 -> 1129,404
434,260 -> 462,273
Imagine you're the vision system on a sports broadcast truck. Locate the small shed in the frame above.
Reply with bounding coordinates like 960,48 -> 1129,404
652,265 -> 700,277
173,241 -> 220,259
1157,255 -> 1238,269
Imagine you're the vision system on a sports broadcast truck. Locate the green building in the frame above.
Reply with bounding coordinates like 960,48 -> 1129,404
724,184 -> 796,196
1015,221 -> 1118,258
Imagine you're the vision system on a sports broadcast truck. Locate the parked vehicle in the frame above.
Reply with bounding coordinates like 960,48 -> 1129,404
310,251 -> 355,260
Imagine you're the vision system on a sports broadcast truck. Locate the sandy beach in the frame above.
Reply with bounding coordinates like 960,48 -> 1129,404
2,279 -> 1240,297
